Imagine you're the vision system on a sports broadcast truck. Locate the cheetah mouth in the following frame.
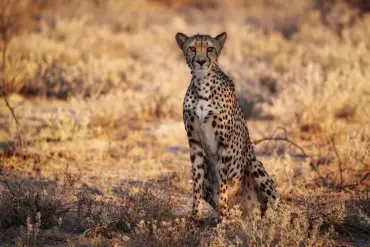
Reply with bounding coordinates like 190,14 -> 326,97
194,67 -> 208,71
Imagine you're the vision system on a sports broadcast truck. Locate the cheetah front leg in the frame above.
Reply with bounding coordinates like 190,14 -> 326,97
218,148 -> 232,218
188,141 -> 206,222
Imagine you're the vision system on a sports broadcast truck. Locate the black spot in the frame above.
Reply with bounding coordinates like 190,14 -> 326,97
266,190 -> 271,196
258,169 -> 265,177
252,171 -> 259,178
190,155 -> 195,162
189,139 -> 200,145
222,156 -> 232,163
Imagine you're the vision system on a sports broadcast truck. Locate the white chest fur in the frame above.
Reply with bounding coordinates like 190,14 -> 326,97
195,99 -> 211,122
194,99 -> 218,157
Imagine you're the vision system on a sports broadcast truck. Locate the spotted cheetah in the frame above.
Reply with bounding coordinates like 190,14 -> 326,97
176,32 -> 277,221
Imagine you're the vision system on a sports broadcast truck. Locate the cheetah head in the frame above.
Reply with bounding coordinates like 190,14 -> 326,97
175,32 -> 227,73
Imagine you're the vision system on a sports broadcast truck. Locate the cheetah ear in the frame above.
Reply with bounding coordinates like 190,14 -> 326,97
215,32 -> 227,50
175,32 -> 189,50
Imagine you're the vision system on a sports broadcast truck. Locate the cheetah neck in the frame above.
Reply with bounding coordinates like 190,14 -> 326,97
191,65 -> 221,100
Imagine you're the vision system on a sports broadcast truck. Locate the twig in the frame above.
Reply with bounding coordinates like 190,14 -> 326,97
357,171 -> 370,185
253,136 -> 308,157
0,91 -> 24,151
331,134 -> 343,187
340,171 -> 370,189
255,128 -> 370,190
358,172 -> 370,184
1,179 -> 16,196
253,127 -> 328,186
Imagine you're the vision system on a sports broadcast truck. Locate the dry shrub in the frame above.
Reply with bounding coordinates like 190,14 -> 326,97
268,62 -> 370,131
355,193 -> 370,219
76,186 -> 180,239
208,202 -> 336,247
88,89 -> 182,133
344,198 -> 370,237
304,193 -> 370,242
0,176 -> 69,229
133,217 -> 201,247
0,0 -> 43,94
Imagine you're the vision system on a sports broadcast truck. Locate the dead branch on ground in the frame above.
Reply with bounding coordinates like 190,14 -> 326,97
252,127 -> 327,187
253,127 -> 369,190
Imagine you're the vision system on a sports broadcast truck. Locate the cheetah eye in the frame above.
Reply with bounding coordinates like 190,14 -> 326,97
189,46 -> 196,52
207,47 -> 215,52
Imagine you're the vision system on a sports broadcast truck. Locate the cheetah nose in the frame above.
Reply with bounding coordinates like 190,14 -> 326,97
197,60 -> 206,66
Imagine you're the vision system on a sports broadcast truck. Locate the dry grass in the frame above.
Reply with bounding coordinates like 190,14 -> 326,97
0,0 -> 369,246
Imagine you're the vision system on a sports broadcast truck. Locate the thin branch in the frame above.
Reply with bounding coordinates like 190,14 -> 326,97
253,136 -> 308,158
254,129 -> 369,190
340,171 -> 370,189
252,128 -> 328,187
1,179 -> 16,196
358,171 -> 370,185
0,91 -> 24,151
331,134 -> 344,187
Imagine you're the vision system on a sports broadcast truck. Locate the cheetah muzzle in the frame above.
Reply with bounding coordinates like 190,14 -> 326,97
176,32 -> 277,222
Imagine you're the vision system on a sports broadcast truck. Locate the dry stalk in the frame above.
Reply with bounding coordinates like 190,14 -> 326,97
253,127 -> 328,187
0,91 -> 24,151
254,127 -> 369,190
331,134 -> 344,187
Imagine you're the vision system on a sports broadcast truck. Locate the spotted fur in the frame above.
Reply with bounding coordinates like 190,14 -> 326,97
176,32 -> 277,221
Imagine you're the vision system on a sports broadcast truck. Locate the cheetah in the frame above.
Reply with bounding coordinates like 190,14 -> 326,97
176,32 -> 277,221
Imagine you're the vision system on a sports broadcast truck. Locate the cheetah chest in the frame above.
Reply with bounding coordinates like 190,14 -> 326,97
194,99 -> 218,157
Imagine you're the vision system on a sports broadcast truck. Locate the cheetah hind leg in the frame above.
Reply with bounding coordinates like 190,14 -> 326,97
248,160 -> 277,216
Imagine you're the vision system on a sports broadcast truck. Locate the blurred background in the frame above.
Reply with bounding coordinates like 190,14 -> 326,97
0,0 -> 369,246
